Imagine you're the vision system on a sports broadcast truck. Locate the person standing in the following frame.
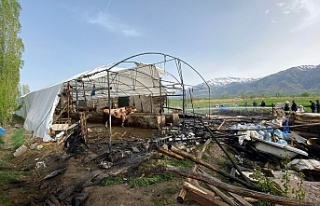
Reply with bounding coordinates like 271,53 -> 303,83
253,101 -> 257,107
284,101 -> 290,113
310,100 -> 316,113
316,100 -> 320,113
291,100 -> 297,112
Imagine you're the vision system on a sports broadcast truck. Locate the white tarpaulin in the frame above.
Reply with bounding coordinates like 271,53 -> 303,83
16,63 -> 171,142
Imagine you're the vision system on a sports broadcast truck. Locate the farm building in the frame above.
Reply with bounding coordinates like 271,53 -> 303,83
16,53 -> 210,142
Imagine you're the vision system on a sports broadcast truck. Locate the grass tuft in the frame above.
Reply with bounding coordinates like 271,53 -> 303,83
101,176 -> 123,186
12,128 -> 25,149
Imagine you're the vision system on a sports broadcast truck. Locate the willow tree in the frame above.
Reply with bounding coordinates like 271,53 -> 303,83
0,0 -> 24,124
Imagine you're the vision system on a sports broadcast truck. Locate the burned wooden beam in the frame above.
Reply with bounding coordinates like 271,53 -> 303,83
166,165 -> 314,206
48,195 -> 62,206
206,184 -> 237,206
177,139 -> 211,203
199,168 -> 247,206
157,147 -> 184,160
183,181 -> 227,206
228,192 -> 253,206
169,145 -> 256,189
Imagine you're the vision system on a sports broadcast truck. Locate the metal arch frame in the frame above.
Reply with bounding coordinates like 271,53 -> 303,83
73,52 -> 211,150
80,52 -> 211,115
80,59 -> 183,97
104,52 -> 211,117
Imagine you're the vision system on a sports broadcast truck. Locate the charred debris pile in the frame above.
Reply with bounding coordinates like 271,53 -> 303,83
37,109 -> 320,206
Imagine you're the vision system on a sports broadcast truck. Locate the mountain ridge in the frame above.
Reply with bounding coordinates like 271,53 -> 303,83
190,64 -> 320,97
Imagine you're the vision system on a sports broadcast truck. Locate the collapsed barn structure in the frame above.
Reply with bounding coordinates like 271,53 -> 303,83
13,53 -> 320,206
16,52 -> 210,142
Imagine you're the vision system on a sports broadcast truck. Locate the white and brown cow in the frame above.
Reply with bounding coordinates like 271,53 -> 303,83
103,106 -> 137,127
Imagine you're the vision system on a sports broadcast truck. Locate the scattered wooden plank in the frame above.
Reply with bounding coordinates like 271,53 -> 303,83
177,139 -> 211,203
228,192 -> 253,206
49,194 -> 62,206
166,165 -> 314,206
157,147 -> 184,160
183,182 -> 227,206
206,184 -> 237,206
169,145 -> 256,189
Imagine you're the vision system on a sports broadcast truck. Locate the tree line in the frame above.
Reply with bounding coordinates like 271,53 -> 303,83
0,0 -> 24,125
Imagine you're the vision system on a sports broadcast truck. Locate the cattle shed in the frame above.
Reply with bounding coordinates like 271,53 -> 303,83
16,52 -> 210,142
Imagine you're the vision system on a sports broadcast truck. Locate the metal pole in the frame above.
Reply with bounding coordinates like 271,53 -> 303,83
107,71 -> 112,151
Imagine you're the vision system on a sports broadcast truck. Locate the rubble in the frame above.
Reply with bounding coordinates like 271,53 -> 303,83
15,106 -> 320,206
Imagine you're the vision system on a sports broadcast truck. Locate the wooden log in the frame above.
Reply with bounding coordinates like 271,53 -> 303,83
183,182 -> 227,206
207,184 -> 237,206
177,189 -> 188,204
166,165 -> 314,206
169,146 -> 256,189
198,167 -> 238,206
157,147 -> 184,160
49,195 -> 62,206
45,199 -> 56,206
177,139 -> 211,203
228,192 -> 253,206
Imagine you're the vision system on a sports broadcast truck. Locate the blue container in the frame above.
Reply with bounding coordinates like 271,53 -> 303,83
0,127 -> 5,135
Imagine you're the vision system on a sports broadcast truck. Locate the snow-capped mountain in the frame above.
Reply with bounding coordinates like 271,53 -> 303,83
205,77 -> 257,87
188,65 -> 320,97
293,65 -> 316,71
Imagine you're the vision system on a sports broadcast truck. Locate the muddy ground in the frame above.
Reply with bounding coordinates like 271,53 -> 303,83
1,121 -> 320,206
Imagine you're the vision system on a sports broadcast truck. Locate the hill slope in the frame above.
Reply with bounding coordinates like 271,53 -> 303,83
192,65 -> 320,97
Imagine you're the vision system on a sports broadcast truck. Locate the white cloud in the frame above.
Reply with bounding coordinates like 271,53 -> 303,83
88,12 -> 142,37
265,9 -> 270,14
276,3 -> 286,7
294,0 -> 320,30
275,0 -> 320,31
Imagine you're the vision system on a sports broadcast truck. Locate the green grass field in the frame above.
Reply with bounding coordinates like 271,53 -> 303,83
167,96 -> 320,113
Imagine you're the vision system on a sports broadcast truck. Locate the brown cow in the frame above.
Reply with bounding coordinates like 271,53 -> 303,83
103,106 -> 137,127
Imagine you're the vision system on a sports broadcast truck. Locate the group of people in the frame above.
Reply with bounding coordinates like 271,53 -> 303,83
251,100 -> 265,107
309,100 -> 320,113
284,100 -> 299,112
247,100 -> 320,113
284,100 -> 320,113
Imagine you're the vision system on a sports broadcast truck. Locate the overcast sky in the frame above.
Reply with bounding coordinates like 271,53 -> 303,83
19,0 -> 320,91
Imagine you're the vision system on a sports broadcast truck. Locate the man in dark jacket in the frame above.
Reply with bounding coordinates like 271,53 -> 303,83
310,100 -> 316,113
291,100 -> 297,112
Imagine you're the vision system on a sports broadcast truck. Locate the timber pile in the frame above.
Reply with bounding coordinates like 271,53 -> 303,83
158,144 -> 315,206
290,113 -> 320,138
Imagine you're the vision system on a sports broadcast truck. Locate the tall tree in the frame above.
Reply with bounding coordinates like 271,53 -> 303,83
19,83 -> 29,96
0,0 -> 24,124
